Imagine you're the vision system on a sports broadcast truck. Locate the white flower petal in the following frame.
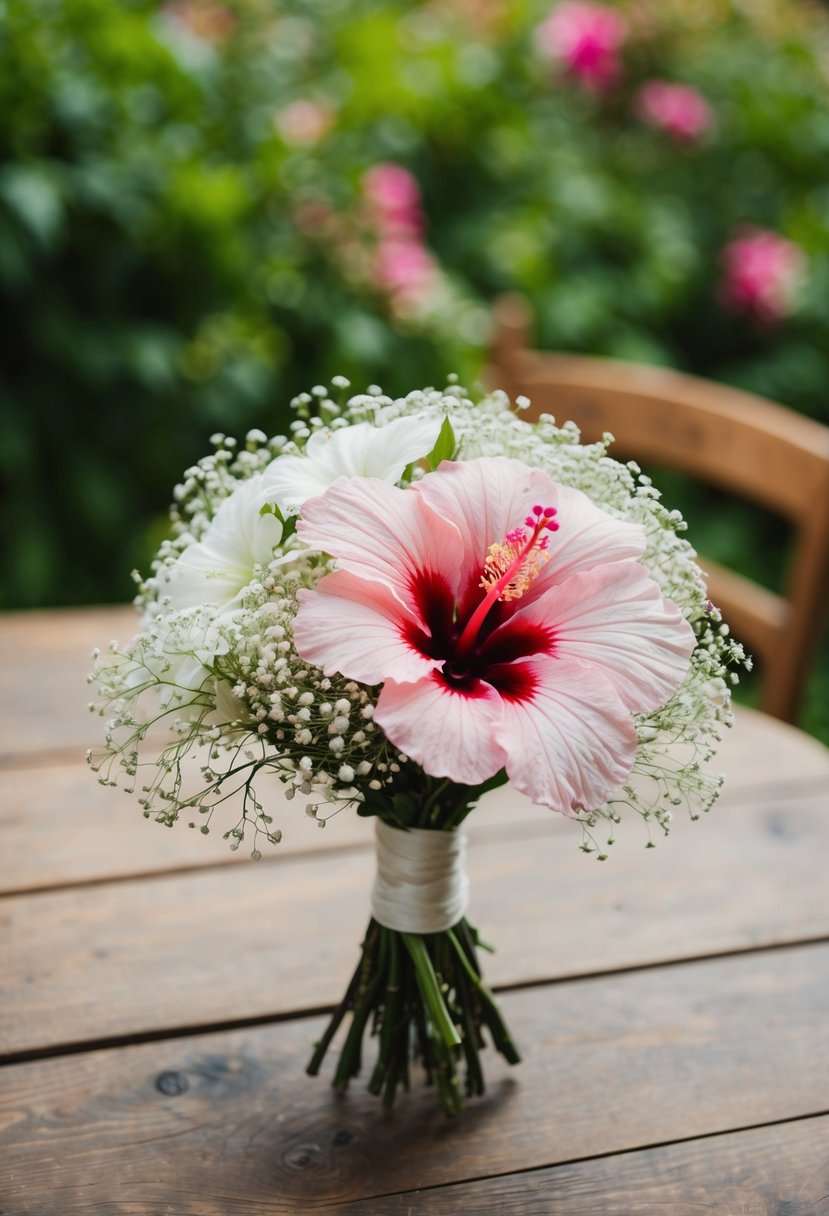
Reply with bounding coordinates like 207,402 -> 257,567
264,413 -> 443,510
158,474 -> 284,617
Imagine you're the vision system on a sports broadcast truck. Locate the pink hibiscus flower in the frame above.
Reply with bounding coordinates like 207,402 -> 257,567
294,458 -> 695,816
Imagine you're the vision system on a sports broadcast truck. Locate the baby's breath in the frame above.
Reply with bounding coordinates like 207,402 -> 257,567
89,380 -> 743,855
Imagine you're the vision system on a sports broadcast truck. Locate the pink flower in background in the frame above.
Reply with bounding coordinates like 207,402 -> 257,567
374,237 -> 439,315
536,1 -> 627,92
635,81 -> 713,143
294,458 -> 694,815
290,165 -> 446,319
360,163 -> 445,315
719,228 -> 806,325
362,164 -> 424,237
275,100 -> 335,147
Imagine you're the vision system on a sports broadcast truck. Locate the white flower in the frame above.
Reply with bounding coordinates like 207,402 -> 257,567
141,474 -> 290,705
145,609 -> 230,707
104,609 -> 243,726
155,473 -> 286,618
263,413 -> 444,511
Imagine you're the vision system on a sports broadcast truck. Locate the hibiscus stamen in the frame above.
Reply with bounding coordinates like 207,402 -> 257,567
453,505 -> 559,662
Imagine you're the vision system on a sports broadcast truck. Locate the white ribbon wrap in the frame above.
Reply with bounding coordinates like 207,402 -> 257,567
370,819 -> 469,934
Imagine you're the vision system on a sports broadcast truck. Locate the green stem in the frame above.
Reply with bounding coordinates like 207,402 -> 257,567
306,922 -> 380,1077
419,778 -> 452,827
455,962 -> 485,1097
401,932 -> 462,1049
306,913 -> 521,1111
450,924 -> 521,1065
332,924 -> 389,1091
368,928 -> 403,1101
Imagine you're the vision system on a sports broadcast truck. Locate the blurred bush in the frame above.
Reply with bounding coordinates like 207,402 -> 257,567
3,0 -> 829,612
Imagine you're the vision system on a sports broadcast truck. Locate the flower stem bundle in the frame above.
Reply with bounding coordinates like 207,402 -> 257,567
308,917 -> 519,1116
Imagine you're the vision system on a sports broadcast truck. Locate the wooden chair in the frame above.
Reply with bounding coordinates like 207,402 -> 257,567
485,294 -> 829,724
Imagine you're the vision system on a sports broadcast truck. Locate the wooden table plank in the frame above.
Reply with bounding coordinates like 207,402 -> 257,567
0,748 -> 576,895
2,603 -> 828,1213
2,705 -> 827,893
343,1114 -> 829,1215
1,595 -> 827,786
0,759 -> 374,893
0,604 -> 135,760
3,788 -> 829,1058
1,944 -> 827,1214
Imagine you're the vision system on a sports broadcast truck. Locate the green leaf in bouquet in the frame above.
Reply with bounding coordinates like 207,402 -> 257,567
259,501 -> 297,543
426,414 -> 456,470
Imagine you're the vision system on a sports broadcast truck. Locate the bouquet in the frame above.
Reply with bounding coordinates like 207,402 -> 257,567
89,380 -> 744,1114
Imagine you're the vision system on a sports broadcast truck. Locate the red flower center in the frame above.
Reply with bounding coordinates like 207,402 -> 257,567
403,506 -> 559,699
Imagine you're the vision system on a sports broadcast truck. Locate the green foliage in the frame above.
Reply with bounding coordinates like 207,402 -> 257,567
3,0 -> 829,668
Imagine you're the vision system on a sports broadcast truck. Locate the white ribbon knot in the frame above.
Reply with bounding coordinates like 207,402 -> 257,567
370,819 -> 469,934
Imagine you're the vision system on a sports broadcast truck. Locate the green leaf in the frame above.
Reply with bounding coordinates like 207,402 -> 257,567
260,501 -> 297,542
427,415 -> 456,470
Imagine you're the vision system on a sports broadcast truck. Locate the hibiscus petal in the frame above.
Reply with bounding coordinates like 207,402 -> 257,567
537,483 -> 646,586
515,560 -> 695,712
492,655 -> 638,815
297,477 -> 465,614
293,571 -> 437,685
413,458 -> 645,610
414,456 -> 561,565
375,674 -> 507,786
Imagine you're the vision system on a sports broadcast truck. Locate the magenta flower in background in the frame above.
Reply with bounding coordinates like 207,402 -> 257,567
362,164 -> 424,237
374,236 -> 439,315
536,1 -> 627,93
719,227 -> 806,325
635,80 -> 713,143
294,457 -> 694,815
360,163 -> 445,316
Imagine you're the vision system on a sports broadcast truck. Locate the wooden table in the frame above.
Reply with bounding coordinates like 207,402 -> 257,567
2,605 -> 829,1214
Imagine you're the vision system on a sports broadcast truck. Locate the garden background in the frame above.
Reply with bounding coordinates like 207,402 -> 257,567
2,0 -> 828,739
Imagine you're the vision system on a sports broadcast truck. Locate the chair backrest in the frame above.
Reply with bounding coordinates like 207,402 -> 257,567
485,294 -> 829,723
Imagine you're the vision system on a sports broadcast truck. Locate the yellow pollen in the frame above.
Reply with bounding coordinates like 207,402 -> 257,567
480,536 -> 550,602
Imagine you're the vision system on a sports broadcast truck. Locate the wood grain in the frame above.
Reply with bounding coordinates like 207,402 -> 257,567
0,604 -> 135,759
2,704 -> 826,893
3,788 -> 829,1056
3,601 -> 829,1215
1,945 -> 827,1214
1,596 -> 828,774
342,1114 -> 829,1215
